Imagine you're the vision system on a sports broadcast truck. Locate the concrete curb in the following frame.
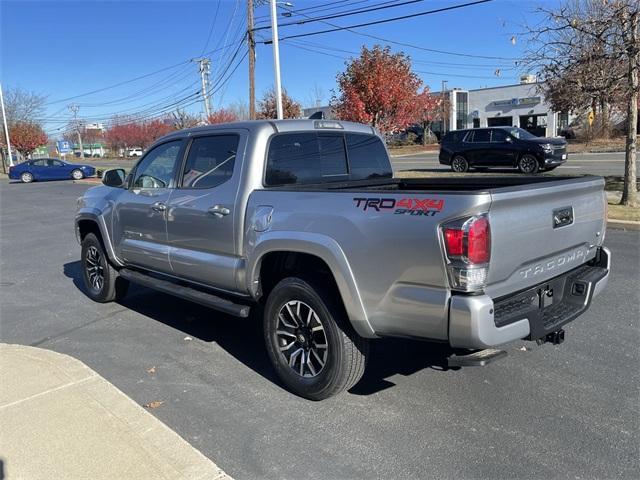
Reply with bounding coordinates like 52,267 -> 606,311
0,344 -> 232,480
607,219 -> 640,231
390,150 -> 438,158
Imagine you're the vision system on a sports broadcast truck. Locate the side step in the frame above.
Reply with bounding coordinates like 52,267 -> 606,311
119,268 -> 251,318
447,348 -> 507,367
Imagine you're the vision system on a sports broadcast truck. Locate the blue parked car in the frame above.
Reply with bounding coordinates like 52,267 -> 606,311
9,158 -> 96,183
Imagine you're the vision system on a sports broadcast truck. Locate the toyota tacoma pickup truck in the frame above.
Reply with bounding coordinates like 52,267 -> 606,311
75,120 -> 610,400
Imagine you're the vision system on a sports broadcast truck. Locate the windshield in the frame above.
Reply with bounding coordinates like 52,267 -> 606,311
507,127 -> 538,140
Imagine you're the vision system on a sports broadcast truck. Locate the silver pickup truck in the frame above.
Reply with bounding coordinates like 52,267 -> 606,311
76,120 -> 610,399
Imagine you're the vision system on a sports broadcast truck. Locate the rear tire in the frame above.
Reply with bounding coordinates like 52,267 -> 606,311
263,276 -> 369,400
71,169 -> 84,180
451,155 -> 469,173
517,154 -> 540,174
81,233 -> 128,303
20,172 -> 34,183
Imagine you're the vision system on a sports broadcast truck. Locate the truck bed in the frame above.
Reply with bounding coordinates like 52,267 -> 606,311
265,175 -> 597,193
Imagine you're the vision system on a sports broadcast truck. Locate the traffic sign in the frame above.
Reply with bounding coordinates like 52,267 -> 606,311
588,111 -> 595,126
57,141 -> 72,153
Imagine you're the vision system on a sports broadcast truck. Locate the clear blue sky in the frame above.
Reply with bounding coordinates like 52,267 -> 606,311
1,0 -> 552,137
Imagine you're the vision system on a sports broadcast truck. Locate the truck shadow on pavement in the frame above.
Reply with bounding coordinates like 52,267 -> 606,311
64,260 -> 459,397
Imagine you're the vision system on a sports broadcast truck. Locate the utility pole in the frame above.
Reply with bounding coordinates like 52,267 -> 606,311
68,103 -> 84,159
269,0 -> 283,119
0,82 -> 14,168
248,0 -> 256,120
441,80 -> 448,134
193,58 -> 212,118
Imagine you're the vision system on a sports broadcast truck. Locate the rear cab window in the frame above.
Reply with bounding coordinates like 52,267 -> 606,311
265,131 -> 391,186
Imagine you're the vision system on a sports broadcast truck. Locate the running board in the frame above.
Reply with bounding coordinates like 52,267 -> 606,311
119,268 -> 250,318
447,348 -> 507,367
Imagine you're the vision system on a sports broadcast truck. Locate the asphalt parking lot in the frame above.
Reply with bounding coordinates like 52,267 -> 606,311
1,180 -> 638,479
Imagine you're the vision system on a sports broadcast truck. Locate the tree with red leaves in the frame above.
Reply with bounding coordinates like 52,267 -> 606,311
105,118 -> 173,154
332,45 -> 428,134
258,88 -> 302,119
10,122 -> 48,157
207,108 -> 239,125
415,90 -> 444,145
144,119 -> 173,144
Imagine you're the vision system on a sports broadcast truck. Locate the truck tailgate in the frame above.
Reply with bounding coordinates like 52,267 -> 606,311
485,177 -> 607,299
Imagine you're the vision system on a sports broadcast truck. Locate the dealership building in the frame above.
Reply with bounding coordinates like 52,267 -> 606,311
440,78 -> 570,137
304,77 -> 572,138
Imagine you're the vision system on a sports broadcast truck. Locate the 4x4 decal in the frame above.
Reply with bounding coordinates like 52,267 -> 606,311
353,197 -> 444,216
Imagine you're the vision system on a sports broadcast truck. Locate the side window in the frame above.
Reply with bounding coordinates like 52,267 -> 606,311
463,131 -> 474,142
132,140 -> 182,189
48,159 -> 64,167
181,135 -> 239,189
346,134 -> 392,180
472,129 -> 491,142
491,129 -> 508,143
32,160 -> 46,167
266,133 -> 320,185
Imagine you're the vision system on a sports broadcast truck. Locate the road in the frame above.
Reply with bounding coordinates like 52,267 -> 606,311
1,181 -> 638,479
391,151 -> 626,177
83,151 -> 626,178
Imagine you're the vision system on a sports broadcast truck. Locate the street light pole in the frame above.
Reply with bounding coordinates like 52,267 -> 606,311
0,83 -> 14,167
269,0 -> 283,119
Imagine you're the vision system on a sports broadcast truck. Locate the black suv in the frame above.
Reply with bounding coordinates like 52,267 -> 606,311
439,127 -> 568,174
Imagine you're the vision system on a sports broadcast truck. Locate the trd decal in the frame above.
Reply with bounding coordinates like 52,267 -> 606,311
353,197 -> 444,216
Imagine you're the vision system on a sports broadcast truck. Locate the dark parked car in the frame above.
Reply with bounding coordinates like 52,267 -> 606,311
439,127 -> 568,174
8,158 -> 96,183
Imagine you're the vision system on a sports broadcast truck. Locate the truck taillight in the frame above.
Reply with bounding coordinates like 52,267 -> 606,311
441,215 -> 491,292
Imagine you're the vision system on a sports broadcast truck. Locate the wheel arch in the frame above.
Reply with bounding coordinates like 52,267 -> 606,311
75,213 -> 124,267
246,233 -> 376,338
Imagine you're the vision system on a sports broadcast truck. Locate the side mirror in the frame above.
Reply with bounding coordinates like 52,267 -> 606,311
102,168 -> 126,188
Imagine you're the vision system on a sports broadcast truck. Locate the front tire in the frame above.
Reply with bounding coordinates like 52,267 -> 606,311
263,277 -> 369,400
20,172 -> 34,183
451,155 -> 469,173
81,233 -> 128,302
517,154 -> 540,174
71,169 -> 84,180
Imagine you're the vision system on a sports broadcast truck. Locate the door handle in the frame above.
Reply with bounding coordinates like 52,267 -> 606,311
151,202 -> 167,212
208,205 -> 230,218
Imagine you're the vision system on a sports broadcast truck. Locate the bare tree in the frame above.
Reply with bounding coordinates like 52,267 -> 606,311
3,87 -> 47,125
227,100 -> 250,120
307,83 -> 326,109
523,0 -> 638,207
257,88 -> 302,120
171,108 -> 201,130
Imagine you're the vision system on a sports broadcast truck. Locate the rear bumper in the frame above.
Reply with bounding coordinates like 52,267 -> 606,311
448,247 -> 610,349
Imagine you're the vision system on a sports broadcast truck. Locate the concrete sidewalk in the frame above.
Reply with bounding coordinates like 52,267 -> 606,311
0,344 -> 231,480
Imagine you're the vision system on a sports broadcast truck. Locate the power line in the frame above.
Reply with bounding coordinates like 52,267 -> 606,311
253,0 -> 428,32
288,39 -> 517,68
270,1 -> 516,61
283,40 -> 513,80
44,40 -> 245,106
260,0 -> 495,43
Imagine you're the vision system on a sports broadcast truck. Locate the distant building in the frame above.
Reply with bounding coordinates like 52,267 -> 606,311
435,80 -> 573,137
305,79 -> 574,138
